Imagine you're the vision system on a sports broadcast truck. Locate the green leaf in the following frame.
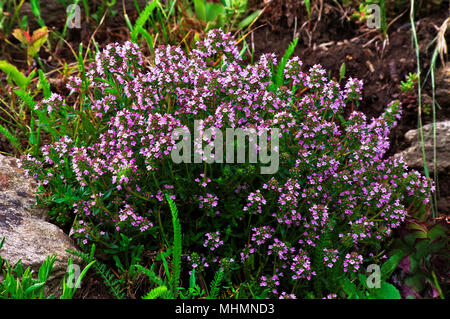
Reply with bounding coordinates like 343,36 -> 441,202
52,197 -> 67,204
103,188 -> 114,200
74,260 -> 96,292
404,233 -> 419,246
341,278 -> 358,298
24,282 -> 45,296
0,60 -> 28,89
30,0 -> 45,27
124,13 -> 134,33
194,0 -> 206,22
427,224 -> 446,241
416,239 -> 431,258
237,10 -> 261,30
371,282 -> 401,299
339,62 -> 346,83
205,2 -> 224,22
381,250 -> 406,280
29,27 -> 49,59
189,268 -> 196,289
30,0 -> 40,18
38,255 -> 56,283
135,264 -> 164,287
304,0 -> 311,19
27,69 -> 37,83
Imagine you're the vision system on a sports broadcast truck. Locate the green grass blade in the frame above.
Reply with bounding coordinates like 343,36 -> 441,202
410,0 -> 435,217
429,48 -> 439,216
305,0 -> 311,20
237,10 -> 261,30
30,0 -> 45,27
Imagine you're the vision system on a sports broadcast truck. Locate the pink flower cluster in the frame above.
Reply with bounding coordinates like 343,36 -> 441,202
18,29 -> 433,298
203,231 -> 224,251
260,274 -> 282,295
186,252 -> 209,275
323,248 -> 340,268
290,249 -> 315,280
343,252 -> 364,273
251,226 -> 274,245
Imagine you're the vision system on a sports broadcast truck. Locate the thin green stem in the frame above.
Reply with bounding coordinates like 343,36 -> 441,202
410,0 -> 436,217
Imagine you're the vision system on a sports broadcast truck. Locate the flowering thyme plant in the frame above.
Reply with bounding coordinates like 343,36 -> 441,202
20,29 -> 433,298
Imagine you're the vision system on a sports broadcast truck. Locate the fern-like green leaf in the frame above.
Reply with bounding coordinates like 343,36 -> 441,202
142,286 -> 168,299
135,264 -> 164,287
13,89 -> 36,111
166,194 -> 182,298
38,69 -> 51,99
0,60 -> 28,90
208,268 -> 224,299
0,124 -> 21,151
270,38 -> 299,91
131,1 -> 157,43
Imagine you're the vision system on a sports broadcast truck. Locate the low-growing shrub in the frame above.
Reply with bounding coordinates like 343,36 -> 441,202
20,29 -> 433,298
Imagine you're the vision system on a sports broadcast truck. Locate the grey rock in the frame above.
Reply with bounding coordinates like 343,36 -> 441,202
0,154 -> 79,284
394,121 -> 450,175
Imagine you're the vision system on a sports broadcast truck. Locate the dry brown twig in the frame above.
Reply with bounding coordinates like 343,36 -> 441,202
436,17 -> 449,63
